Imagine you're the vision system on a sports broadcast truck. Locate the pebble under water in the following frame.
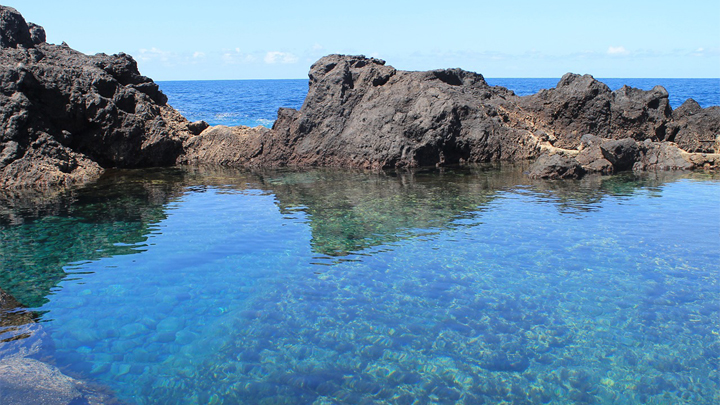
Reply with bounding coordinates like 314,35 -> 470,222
0,165 -> 718,404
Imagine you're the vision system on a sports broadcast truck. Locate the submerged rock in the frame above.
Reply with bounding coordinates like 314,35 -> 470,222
1,286 -> 116,404
0,5 -> 194,188
0,356 -> 115,405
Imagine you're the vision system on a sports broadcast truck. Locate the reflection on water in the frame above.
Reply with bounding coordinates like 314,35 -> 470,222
0,166 -> 718,404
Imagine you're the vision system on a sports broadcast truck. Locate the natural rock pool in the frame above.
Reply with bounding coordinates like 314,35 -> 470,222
1,165 -> 718,404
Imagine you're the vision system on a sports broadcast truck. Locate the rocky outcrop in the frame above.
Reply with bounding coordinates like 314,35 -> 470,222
181,55 -> 537,169
527,153 -> 584,179
1,5 -> 718,186
0,5 -> 196,188
180,55 -> 719,177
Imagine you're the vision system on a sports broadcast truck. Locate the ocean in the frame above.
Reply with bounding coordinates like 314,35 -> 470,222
0,78 -> 718,405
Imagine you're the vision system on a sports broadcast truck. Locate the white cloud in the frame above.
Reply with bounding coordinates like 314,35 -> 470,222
193,51 -> 205,59
264,51 -> 299,64
312,43 -> 324,51
607,46 -> 629,55
137,47 -> 173,62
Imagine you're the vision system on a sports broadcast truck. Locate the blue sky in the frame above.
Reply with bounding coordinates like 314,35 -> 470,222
10,0 -> 720,80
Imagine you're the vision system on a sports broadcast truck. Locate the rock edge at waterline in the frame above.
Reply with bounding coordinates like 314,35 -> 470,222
181,54 -> 718,179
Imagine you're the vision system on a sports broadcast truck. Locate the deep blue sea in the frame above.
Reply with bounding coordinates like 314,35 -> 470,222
158,78 -> 720,128
0,78 -> 718,404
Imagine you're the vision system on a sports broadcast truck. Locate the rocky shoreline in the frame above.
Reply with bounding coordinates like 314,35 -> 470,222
1,4 -> 718,188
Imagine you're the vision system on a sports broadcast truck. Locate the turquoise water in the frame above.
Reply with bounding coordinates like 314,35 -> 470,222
1,166 -> 718,404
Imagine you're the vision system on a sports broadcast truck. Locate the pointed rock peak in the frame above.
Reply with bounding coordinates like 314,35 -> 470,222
674,98 -> 703,116
555,73 -> 610,91
0,6 -> 40,48
431,68 -> 487,86
310,54 -> 387,76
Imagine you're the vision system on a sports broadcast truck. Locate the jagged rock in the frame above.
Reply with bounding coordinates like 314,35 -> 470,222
27,23 -> 44,45
187,120 -> 210,135
600,138 -> 640,171
576,146 -> 613,174
634,141 -> 695,171
527,153 -> 585,179
266,54 -> 533,168
182,54 -> 538,169
180,54 -> 717,175
667,99 -> 720,153
518,74 -> 673,149
574,134 -> 613,173
0,5 -> 192,188
0,6 -> 33,48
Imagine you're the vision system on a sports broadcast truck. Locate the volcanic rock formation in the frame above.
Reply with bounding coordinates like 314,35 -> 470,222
0,5 -> 198,188
1,5 -> 719,188
181,55 -> 719,178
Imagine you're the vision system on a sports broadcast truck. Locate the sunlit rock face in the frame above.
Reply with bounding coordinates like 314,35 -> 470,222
182,54 -> 719,176
0,5 -> 195,189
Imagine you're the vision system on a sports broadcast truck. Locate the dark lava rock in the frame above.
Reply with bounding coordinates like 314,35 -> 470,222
528,153 -> 585,179
182,54 -> 535,169
600,138 -> 640,171
634,140 -> 695,171
187,120 -> 210,135
667,99 -> 720,153
181,54 -> 718,174
575,134 -> 614,174
576,145 -> 614,174
0,6 -> 34,48
0,5 -> 193,188
519,74 -> 674,149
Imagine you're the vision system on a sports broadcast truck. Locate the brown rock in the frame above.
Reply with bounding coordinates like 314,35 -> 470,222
528,153 -> 585,179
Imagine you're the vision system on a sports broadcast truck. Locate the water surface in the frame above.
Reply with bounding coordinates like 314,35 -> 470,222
1,166 -> 718,404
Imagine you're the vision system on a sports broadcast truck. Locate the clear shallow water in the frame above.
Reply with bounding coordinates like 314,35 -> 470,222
158,78 -> 719,128
1,166 -> 719,404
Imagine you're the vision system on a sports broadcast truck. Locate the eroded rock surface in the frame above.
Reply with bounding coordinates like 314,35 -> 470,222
0,5 -> 194,188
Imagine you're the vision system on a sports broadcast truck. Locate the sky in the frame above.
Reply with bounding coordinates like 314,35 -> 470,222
8,0 -> 720,80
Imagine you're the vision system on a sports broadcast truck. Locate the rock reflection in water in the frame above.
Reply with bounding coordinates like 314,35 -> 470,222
0,165 -> 717,404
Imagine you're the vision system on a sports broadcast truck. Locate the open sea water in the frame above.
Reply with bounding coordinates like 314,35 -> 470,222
0,78 -> 718,405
